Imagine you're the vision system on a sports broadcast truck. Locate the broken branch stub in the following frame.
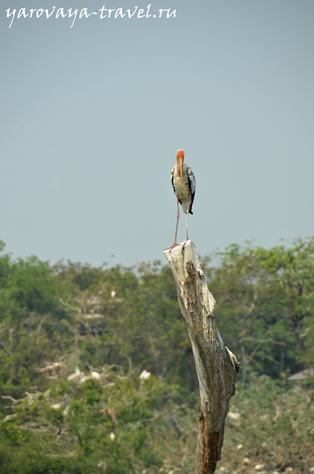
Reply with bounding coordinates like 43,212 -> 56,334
163,242 -> 239,474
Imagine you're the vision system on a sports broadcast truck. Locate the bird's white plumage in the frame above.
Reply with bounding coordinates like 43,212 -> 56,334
169,150 -> 196,246
171,163 -> 196,214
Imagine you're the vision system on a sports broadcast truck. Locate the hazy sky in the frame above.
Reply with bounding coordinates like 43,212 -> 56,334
1,1 -> 314,267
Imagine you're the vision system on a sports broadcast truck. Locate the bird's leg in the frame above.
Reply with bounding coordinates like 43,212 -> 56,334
170,197 -> 180,249
174,197 -> 180,244
183,204 -> 194,248
185,209 -> 189,241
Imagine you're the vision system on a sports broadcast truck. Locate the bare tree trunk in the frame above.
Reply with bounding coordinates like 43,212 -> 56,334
164,242 -> 239,474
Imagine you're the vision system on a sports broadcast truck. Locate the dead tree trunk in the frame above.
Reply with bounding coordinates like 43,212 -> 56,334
163,242 -> 239,474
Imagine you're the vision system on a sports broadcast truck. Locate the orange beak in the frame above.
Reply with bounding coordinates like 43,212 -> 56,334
176,149 -> 185,186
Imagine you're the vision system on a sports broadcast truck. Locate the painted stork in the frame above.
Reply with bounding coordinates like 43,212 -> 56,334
170,149 -> 196,247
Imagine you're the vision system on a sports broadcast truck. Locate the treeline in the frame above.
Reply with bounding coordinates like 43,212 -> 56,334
1,237 -> 313,394
0,237 -> 314,473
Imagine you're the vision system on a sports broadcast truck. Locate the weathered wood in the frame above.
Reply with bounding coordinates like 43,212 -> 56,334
163,241 -> 239,474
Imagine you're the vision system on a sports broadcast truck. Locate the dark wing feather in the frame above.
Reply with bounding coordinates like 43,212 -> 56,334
170,166 -> 176,194
187,167 -> 196,214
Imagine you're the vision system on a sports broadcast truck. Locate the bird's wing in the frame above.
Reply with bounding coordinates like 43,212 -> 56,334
187,167 -> 196,193
187,167 -> 196,212
170,166 -> 176,194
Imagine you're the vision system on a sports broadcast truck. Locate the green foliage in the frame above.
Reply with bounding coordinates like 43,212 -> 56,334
208,237 -> 314,381
0,367 -> 187,473
219,376 -> 314,472
1,237 -> 314,473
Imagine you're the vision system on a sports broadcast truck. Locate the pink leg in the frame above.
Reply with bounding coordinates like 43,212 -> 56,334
185,209 -> 189,240
170,197 -> 180,249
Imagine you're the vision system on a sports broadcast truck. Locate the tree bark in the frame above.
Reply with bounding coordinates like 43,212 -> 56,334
163,242 -> 239,474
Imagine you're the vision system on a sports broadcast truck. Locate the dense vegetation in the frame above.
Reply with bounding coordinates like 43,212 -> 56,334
0,238 -> 313,473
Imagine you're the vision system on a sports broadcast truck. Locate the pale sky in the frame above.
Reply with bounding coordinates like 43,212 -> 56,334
1,1 -> 314,267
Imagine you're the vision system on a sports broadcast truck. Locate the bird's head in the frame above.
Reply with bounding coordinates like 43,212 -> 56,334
176,149 -> 185,185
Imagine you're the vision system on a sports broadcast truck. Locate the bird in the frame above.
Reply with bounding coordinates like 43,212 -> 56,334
170,149 -> 196,247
